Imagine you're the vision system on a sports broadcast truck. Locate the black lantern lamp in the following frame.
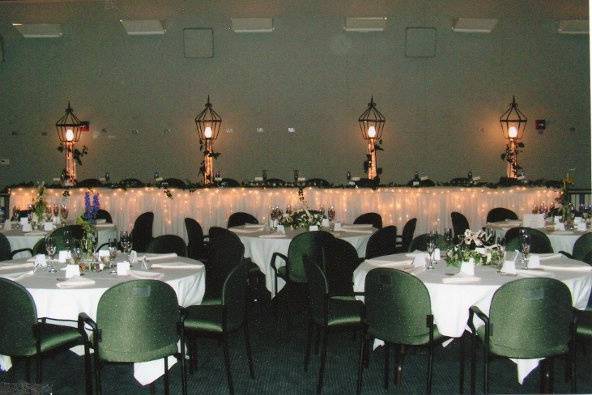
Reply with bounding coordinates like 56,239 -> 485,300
194,96 -> 222,185
358,97 -> 386,180
499,96 -> 527,178
56,102 -> 83,184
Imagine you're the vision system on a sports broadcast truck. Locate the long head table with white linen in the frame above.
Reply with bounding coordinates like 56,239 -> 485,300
353,253 -> 592,384
230,224 -> 372,295
8,186 -> 559,242
0,254 -> 206,386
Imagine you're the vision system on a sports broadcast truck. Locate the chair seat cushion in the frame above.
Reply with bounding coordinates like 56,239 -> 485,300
327,299 -> 364,327
200,296 -> 222,306
184,305 -> 224,334
477,326 -> 568,358
276,266 -> 288,279
37,323 -> 83,355
576,309 -> 592,338
370,325 -> 441,346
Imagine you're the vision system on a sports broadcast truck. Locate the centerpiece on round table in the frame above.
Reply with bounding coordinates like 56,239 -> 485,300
445,229 -> 504,272
76,192 -> 100,259
278,208 -> 326,230
31,183 -> 48,228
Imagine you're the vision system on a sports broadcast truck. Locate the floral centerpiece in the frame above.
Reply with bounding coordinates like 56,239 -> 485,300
76,192 -> 100,256
31,182 -> 48,225
556,171 -> 575,229
279,208 -> 326,229
445,229 -> 504,267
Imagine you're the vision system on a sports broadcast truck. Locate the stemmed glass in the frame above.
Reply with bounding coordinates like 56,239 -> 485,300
63,230 -> 72,252
120,231 -> 132,257
45,236 -> 57,272
426,232 -> 437,270
60,205 -> 69,224
328,207 -> 336,222
70,241 -> 82,267
519,230 -> 530,269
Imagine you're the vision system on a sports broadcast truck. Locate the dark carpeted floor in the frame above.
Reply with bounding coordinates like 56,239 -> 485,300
1,300 -> 591,394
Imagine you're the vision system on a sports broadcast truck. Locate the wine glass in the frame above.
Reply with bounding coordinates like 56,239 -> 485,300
328,207 -> 336,222
520,231 -> 530,269
426,233 -> 436,270
444,228 -> 454,246
63,230 -> 72,252
120,231 -> 132,256
70,241 -> 82,266
60,205 -> 69,223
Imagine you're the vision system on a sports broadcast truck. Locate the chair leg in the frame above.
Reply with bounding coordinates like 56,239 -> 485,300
383,343 -> 390,389
179,338 -> 187,395
394,344 -> 402,385
25,357 -> 31,383
221,335 -> 235,395
356,330 -> 366,395
36,353 -> 42,383
94,358 -> 102,395
470,333 -> 476,394
84,343 -> 92,395
304,321 -> 313,371
314,325 -> 320,355
244,323 -> 255,379
483,345 -> 489,394
427,342 -> 434,395
459,334 -> 465,394
317,327 -> 328,394
163,357 -> 170,395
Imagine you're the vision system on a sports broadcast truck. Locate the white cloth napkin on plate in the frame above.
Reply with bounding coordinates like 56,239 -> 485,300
56,277 -> 96,288
0,262 -> 35,270
231,228 -> 262,234
0,270 -> 34,281
539,264 -> 592,272
258,234 -> 285,239
340,228 -> 374,234
516,269 -> 554,277
341,224 -> 373,229
129,270 -> 164,280
441,274 -> 481,284
367,257 -> 414,268
244,224 -> 264,229
142,253 -> 178,262
538,253 -> 564,261
151,262 -> 201,269
551,230 -> 574,235
25,231 -> 47,237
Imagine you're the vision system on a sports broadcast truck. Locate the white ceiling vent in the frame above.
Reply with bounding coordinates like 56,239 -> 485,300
452,18 -> 498,33
12,23 -> 63,38
558,20 -> 588,35
231,18 -> 274,33
344,17 -> 387,32
120,19 -> 165,35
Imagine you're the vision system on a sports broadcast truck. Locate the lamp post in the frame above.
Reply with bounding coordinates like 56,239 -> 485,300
499,96 -> 527,179
56,102 -> 83,185
195,96 -> 222,185
358,97 -> 385,180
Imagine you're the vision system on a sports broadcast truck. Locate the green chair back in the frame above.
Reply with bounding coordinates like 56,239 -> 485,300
365,268 -> 432,345
504,227 -> 553,253
400,218 -> 417,252
50,225 -> 84,250
572,232 -> 592,261
221,262 -> 248,332
488,278 -> 572,358
354,212 -> 383,229
408,233 -> 449,252
365,225 -> 397,259
303,256 -> 329,326
204,227 -> 245,301
147,235 -> 187,257
184,218 -> 207,261
451,211 -> 470,238
131,212 -> 154,253
287,231 -> 334,283
486,207 -> 518,223
95,280 -> 180,363
227,212 -> 258,228
0,278 -> 38,356
32,238 -> 46,255
323,238 -> 359,297
0,233 -> 12,261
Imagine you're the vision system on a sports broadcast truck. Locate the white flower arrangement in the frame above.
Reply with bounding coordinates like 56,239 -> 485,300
445,229 -> 504,267
279,208 -> 326,229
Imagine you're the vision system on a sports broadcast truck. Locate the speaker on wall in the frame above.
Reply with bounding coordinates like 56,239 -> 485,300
183,28 -> 213,58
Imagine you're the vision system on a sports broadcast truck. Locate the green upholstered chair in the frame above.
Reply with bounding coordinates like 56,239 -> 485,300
303,256 -> 364,394
201,227 -> 245,305
227,212 -> 258,228
184,218 -> 208,261
504,227 -> 554,254
0,278 -> 85,384
395,218 -> 417,253
451,211 -> 470,239
468,278 -> 575,394
354,212 -> 382,229
574,251 -> 592,362
408,233 -> 449,252
50,224 -> 84,250
322,238 -> 361,299
79,280 -> 185,395
183,262 -> 254,395
365,225 -> 397,259
560,232 -> 592,260
94,209 -> 112,223
130,212 -> 154,253
356,268 -> 443,394
0,233 -> 33,261
486,207 -> 518,223
147,235 -> 187,257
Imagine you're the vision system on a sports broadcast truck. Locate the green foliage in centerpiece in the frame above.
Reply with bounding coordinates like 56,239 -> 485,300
279,208 -> 326,229
445,229 -> 504,267
76,192 -> 100,255
32,183 -> 48,223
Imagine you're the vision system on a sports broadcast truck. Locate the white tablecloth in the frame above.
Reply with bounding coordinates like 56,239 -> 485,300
0,255 -> 205,385
233,226 -> 371,295
1,224 -> 119,258
353,253 -> 592,384
8,186 -> 560,242
488,221 -> 587,254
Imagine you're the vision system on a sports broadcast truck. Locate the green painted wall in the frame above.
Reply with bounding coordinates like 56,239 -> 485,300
0,1 -> 589,187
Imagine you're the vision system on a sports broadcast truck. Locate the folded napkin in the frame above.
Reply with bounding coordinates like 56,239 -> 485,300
551,230 -> 574,235
367,257 -> 414,268
1,262 -> 35,270
341,224 -> 373,229
538,253 -> 564,261
516,269 -> 554,278
142,253 -> 178,262
441,274 -> 481,284
25,231 -> 47,236
539,263 -> 592,272
231,227 -> 262,234
0,270 -> 35,281
151,262 -> 202,269
56,277 -> 96,288
340,228 -> 374,234
95,219 -> 107,224
258,234 -> 285,239
406,250 -> 425,258
244,224 -> 264,229
95,223 -> 114,229
129,270 -> 164,279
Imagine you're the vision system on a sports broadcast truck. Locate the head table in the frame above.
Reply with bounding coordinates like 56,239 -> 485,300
353,253 -> 592,384
0,254 -> 205,386
8,186 -> 559,242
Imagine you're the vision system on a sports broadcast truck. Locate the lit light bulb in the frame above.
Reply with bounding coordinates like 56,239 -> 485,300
65,128 -> 74,142
204,126 -> 213,139
508,126 -> 518,139
367,125 -> 377,138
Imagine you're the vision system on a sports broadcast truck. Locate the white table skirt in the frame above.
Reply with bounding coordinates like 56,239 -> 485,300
353,253 -> 592,384
488,222 -> 587,254
233,226 -> 371,295
0,255 -> 205,385
2,224 -> 118,258
8,187 -> 559,242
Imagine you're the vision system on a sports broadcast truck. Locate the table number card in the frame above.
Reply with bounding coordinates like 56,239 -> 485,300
117,261 -> 130,276
58,250 -> 72,263
65,264 -> 80,279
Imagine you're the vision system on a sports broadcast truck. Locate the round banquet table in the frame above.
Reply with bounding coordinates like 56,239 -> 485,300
1,223 -> 119,258
0,254 -> 205,386
231,225 -> 373,295
487,221 -> 587,254
353,253 -> 592,384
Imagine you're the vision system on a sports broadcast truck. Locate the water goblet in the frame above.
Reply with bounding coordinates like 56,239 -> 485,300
520,233 -> 530,269
328,207 -> 336,222
426,234 -> 436,270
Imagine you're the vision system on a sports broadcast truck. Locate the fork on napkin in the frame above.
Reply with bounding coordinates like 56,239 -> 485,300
141,253 -> 178,262
441,274 -> 480,284
129,270 -> 164,279
0,270 -> 35,281
0,262 -> 35,271
258,234 -> 285,239
151,262 -> 201,269
56,277 -> 96,288
231,228 -> 263,234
